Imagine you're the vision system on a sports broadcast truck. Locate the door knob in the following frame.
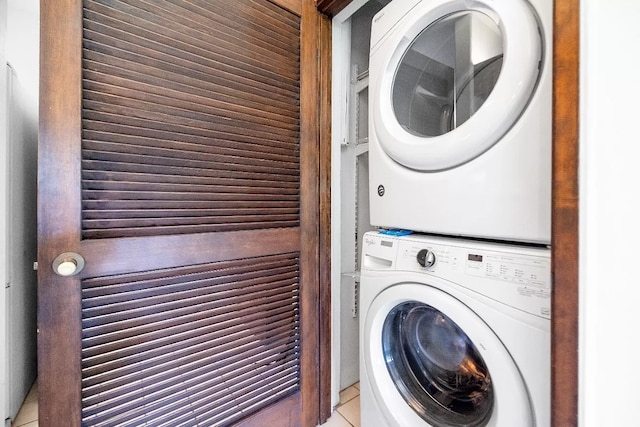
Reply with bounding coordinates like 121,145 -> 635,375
52,252 -> 85,276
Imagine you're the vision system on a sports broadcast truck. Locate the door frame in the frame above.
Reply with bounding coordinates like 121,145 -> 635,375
550,0 -> 579,425
317,0 -> 581,425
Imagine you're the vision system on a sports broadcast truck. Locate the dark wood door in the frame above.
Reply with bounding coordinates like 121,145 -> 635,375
38,0 -> 322,425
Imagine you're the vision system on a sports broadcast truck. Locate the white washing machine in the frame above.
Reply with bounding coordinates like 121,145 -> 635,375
368,0 -> 552,244
359,231 -> 551,426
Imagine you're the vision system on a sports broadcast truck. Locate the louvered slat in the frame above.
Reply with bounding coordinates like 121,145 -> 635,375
82,188 -> 298,201
81,0 -> 301,239
83,112 -> 299,152
81,253 -> 301,426
82,6 -> 299,93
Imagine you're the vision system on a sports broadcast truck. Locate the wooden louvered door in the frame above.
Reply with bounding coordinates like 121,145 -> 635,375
38,0 -> 322,426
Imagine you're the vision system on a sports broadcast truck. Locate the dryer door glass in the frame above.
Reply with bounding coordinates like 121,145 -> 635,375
392,11 -> 503,137
382,301 -> 494,426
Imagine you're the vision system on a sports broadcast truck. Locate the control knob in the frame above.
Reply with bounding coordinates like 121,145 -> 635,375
417,249 -> 436,268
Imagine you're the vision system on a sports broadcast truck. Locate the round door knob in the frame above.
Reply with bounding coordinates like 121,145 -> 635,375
52,252 -> 85,276
417,249 -> 436,268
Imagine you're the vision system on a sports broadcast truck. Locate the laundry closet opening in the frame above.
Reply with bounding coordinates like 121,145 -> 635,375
330,0 -> 552,418
331,0 -> 391,405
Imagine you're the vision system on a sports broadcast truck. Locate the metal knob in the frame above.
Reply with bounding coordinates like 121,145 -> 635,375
52,252 -> 85,276
417,249 -> 436,268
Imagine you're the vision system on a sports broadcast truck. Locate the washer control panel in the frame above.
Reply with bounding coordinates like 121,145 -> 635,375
464,251 -> 549,293
362,232 -> 551,319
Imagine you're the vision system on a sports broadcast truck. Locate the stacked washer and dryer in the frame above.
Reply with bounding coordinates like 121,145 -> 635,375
359,0 -> 552,426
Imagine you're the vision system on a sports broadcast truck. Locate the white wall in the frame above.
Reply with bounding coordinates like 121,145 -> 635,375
5,0 -> 39,103
2,0 -> 39,423
580,1 -> 640,426
4,63 -> 38,420
1,0 -> 9,424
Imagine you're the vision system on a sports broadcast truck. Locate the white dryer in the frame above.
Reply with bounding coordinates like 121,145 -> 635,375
368,0 -> 552,244
359,231 -> 551,426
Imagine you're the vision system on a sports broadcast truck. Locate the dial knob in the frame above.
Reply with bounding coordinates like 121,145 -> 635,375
417,249 -> 436,268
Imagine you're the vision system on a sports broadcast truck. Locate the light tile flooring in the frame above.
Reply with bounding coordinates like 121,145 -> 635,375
11,379 -> 38,427
320,383 -> 360,427
11,379 -> 359,427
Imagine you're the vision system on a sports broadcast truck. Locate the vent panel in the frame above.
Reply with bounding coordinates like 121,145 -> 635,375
81,0 -> 301,239
81,253 -> 301,426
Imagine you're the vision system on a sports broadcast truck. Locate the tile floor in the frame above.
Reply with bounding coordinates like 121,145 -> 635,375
320,383 -> 360,427
11,379 -> 359,427
11,380 -> 38,427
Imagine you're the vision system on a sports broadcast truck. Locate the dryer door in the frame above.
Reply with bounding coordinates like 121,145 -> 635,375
370,0 -> 543,171
363,283 -> 532,426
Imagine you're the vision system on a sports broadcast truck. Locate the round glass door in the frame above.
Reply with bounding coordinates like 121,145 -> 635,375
370,0 -> 543,171
362,283 -> 533,426
382,301 -> 494,426
392,11 -> 503,138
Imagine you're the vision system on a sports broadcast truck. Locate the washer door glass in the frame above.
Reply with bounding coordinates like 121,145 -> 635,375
392,11 -> 502,137
382,301 -> 494,426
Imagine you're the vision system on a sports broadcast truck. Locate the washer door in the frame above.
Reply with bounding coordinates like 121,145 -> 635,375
370,0 -> 543,171
363,283 -> 532,426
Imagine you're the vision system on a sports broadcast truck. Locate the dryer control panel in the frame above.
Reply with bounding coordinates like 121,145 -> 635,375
363,232 -> 551,319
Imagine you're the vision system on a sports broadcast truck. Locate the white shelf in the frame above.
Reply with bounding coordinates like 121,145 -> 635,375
355,141 -> 369,156
341,271 -> 361,280
354,69 -> 369,94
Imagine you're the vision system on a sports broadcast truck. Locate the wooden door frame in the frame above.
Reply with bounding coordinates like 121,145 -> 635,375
38,0 -> 84,421
317,10 -> 334,424
550,0 -> 579,425
316,0 -> 581,425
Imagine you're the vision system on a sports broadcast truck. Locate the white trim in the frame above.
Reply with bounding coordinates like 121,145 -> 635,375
1,1 -> 9,422
0,0 -> 11,425
330,10 -> 352,410
333,0 -> 372,24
